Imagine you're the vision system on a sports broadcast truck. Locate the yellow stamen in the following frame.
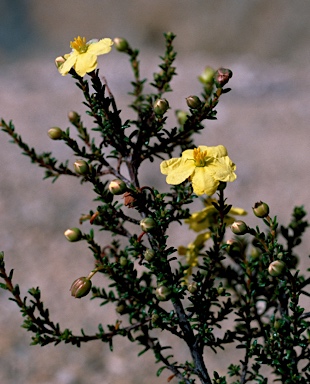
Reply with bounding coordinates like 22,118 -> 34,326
193,148 -> 208,167
70,36 -> 88,53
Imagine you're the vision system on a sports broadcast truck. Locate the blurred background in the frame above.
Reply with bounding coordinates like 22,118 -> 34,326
0,1 -> 309,383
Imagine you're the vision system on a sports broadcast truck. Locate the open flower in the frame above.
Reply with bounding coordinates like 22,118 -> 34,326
178,231 -> 212,284
185,198 -> 247,232
57,36 -> 113,77
160,145 -> 236,196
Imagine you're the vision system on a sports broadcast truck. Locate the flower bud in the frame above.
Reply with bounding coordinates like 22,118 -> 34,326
231,221 -> 248,235
68,111 -> 80,124
55,56 -> 65,68
74,160 -> 89,175
108,179 -> 127,195
144,248 -> 155,261
214,68 -> 233,87
115,303 -> 126,314
47,127 -> 63,140
188,282 -> 197,294
253,201 -> 270,218
198,66 -> 215,85
70,277 -> 92,298
176,110 -> 188,125
140,217 -> 156,232
64,227 -> 82,242
268,260 -> 286,277
113,37 -> 129,52
226,239 -> 242,257
119,256 -> 127,266
217,286 -> 225,295
153,98 -> 169,115
186,96 -> 201,109
151,313 -> 160,324
155,285 -> 171,301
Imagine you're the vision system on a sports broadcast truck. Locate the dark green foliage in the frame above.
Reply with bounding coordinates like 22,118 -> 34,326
0,34 -> 309,384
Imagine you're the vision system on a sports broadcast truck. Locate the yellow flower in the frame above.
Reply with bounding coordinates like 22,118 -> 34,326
160,145 -> 236,196
58,36 -> 113,77
185,198 -> 247,232
178,231 -> 212,284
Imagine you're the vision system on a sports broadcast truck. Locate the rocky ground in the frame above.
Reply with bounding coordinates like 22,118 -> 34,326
0,9 -> 309,381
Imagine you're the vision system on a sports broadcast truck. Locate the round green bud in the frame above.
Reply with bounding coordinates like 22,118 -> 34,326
64,227 -> 82,242
115,303 -> 126,314
119,256 -> 127,266
214,68 -> 233,87
144,248 -> 155,261
70,277 -> 92,298
226,239 -> 242,257
68,111 -> 80,124
198,66 -> 215,85
140,217 -> 156,232
113,37 -> 129,52
47,127 -> 63,140
176,110 -> 188,125
153,98 -> 169,115
186,95 -> 201,109
74,160 -> 89,175
217,286 -> 225,295
188,282 -> 197,294
252,201 -> 270,218
155,285 -> 171,301
108,179 -> 127,195
231,221 -> 248,235
151,313 -> 160,324
268,260 -> 286,277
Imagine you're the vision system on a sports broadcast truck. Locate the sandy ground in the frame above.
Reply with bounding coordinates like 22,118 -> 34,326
0,51 -> 309,384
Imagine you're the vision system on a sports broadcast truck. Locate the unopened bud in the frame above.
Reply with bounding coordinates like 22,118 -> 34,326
253,201 -> 270,218
113,37 -> 129,52
55,56 -> 65,68
214,68 -> 233,87
151,313 -> 160,324
154,98 -> 169,115
47,127 -> 63,140
144,248 -> 155,261
119,256 -> 127,266
140,217 -> 156,232
231,221 -> 248,235
115,303 -> 126,314
268,260 -> 286,277
68,111 -> 80,124
155,285 -> 171,301
226,239 -> 242,257
64,227 -> 82,242
198,66 -> 215,85
108,179 -> 127,195
217,286 -> 225,295
70,277 -> 92,298
74,160 -> 89,175
186,95 -> 201,109
188,282 -> 197,294
176,110 -> 188,125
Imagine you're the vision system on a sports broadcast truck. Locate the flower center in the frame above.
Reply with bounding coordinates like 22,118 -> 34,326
193,148 -> 208,167
70,36 -> 88,53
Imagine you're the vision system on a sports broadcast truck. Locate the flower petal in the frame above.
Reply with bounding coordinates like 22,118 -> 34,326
58,53 -> 78,75
160,158 -> 194,185
74,53 -> 97,77
209,157 -> 237,182
191,167 -> 219,196
198,145 -> 227,158
87,38 -> 113,55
